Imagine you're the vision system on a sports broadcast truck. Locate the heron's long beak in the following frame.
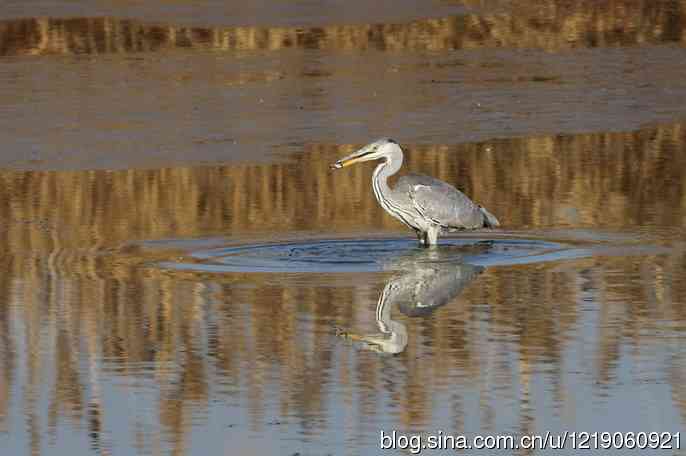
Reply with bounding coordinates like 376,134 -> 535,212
330,145 -> 374,170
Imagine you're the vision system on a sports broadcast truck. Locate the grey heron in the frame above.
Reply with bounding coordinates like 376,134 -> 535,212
331,138 -> 500,246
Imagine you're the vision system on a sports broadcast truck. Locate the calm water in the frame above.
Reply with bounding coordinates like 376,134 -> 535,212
1,1 -> 686,455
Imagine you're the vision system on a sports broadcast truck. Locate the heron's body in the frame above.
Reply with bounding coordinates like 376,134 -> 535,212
331,138 -> 500,245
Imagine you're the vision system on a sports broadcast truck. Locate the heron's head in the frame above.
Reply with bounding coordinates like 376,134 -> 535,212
330,138 -> 400,170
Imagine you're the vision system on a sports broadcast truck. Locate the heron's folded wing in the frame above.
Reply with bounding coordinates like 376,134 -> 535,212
405,178 -> 483,229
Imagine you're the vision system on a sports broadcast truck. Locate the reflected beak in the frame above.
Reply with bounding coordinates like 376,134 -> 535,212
337,330 -> 399,354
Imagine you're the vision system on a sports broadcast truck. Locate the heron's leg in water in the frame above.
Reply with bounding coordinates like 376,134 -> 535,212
416,230 -> 427,246
426,226 -> 439,245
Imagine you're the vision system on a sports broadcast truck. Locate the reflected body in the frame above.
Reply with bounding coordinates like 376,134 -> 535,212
339,250 -> 485,353
331,138 -> 500,245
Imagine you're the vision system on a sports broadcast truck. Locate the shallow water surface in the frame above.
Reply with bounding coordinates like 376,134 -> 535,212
1,1 -> 686,455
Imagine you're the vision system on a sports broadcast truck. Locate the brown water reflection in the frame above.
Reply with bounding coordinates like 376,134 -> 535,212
0,123 -> 684,255
3,6 -> 686,169
2,1 -> 686,58
0,123 -> 685,454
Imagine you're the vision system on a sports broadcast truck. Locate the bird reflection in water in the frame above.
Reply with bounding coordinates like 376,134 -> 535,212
337,245 -> 487,354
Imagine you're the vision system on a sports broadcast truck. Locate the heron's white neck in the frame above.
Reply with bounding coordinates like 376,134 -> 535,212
371,148 -> 403,201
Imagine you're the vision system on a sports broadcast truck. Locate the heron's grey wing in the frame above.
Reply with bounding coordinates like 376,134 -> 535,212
395,173 -> 437,187
398,174 -> 484,229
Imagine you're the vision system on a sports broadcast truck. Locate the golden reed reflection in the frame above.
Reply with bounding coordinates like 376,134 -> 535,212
1,0 -> 685,57
1,243 -> 685,453
0,122 -> 684,255
0,123 -> 686,453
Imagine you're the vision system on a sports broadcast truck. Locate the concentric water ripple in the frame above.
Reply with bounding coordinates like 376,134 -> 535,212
152,236 -> 616,273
